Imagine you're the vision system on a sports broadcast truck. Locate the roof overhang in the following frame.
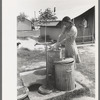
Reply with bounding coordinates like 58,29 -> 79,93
57,4 -> 95,20
38,21 -> 61,26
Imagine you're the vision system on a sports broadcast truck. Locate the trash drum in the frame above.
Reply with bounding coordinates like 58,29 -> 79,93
54,58 -> 75,91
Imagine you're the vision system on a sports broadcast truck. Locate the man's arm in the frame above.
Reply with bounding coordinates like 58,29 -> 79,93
57,35 -> 69,46
57,25 -> 66,43
51,25 -> 68,49
57,33 -> 63,43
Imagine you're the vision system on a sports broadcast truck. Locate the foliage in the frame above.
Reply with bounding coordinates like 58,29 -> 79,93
17,12 -> 28,22
38,8 -> 57,23
30,18 -> 35,24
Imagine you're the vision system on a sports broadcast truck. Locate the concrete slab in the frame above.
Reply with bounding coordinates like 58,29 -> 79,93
19,68 -> 92,100
20,68 -> 46,87
21,61 -> 46,72
28,82 -> 87,100
72,96 -> 95,100
20,69 -> 92,90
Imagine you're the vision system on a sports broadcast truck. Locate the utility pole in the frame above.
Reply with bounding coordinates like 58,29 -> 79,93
34,11 -> 36,20
54,7 -> 56,12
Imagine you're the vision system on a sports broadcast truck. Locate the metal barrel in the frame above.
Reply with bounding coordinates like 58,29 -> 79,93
54,58 -> 75,91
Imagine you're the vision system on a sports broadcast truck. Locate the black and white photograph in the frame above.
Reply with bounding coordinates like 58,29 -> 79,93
16,0 -> 98,100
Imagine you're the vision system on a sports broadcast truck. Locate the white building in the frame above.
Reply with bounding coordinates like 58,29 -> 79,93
17,18 -> 33,31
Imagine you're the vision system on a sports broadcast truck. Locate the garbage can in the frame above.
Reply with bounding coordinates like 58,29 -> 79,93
54,58 -> 75,91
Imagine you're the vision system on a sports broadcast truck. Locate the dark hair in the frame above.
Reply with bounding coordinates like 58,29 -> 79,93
62,16 -> 74,32
62,16 -> 74,26
62,16 -> 71,22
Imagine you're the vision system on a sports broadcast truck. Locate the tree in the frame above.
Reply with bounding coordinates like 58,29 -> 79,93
30,18 -> 35,30
17,12 -> 28,22
38,8 -> 57,22
30,18 -> 35,24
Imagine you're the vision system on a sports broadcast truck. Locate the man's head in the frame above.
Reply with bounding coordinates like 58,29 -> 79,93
62,16 -> 73,27
62,16 -> 71,22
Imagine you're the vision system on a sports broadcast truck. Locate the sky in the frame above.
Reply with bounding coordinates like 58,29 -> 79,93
17,0 -> 95,20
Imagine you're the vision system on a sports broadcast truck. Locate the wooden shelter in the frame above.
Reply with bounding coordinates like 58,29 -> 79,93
17,18 -> 33,31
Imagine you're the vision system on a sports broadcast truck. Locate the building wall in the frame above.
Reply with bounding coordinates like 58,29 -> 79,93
88,11 -> 95,40
40,27 -> 62,40
75,17 -> 90,42
74,7 -> 95,42
17,19 -> 32,31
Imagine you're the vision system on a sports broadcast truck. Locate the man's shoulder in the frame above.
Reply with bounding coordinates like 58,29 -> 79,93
70,25 -> 77,32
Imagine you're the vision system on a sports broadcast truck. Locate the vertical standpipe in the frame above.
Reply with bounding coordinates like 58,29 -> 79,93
46,49 -> 61,87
